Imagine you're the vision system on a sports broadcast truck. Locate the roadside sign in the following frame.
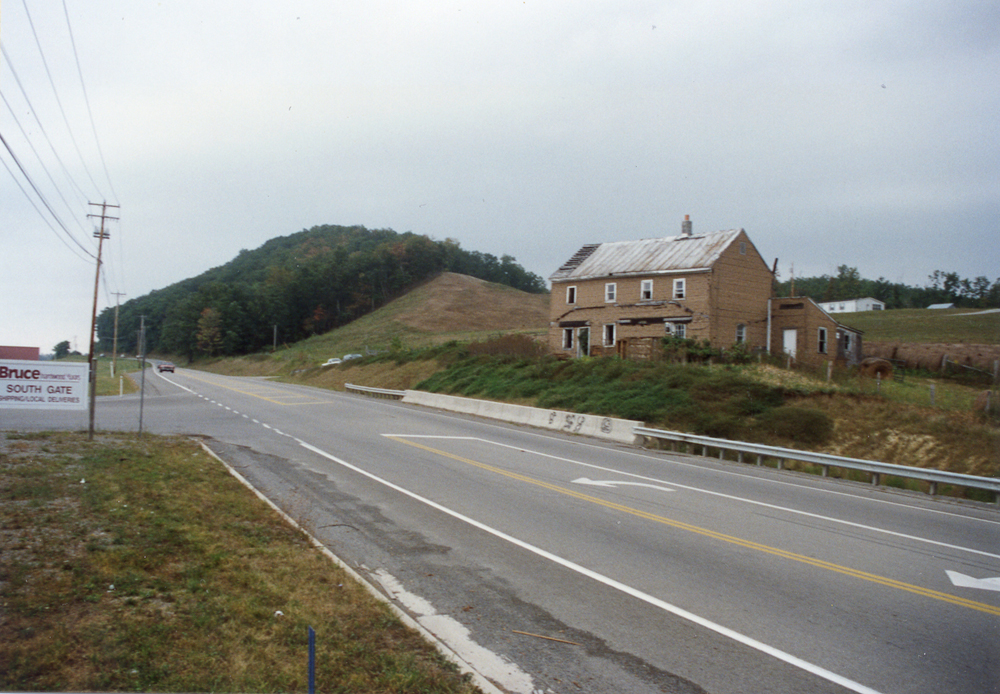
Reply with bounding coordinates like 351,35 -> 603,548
0,360 -> 89,411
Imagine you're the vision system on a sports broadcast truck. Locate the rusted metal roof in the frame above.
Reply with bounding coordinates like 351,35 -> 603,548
549,229 -> 744,282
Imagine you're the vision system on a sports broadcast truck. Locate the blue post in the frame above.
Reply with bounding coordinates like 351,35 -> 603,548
308,626 -> 316,694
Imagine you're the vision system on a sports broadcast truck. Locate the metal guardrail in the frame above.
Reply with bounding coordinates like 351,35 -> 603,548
345,383 -> 406,400
633,426 -> 1000,504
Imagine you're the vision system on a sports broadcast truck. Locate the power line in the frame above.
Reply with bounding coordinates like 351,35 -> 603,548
1,44 -> 90,203
20,0 -> 105,199
1,89 -> 90,236
61,0 -> 118,204
0,152 -> 93,262
0,128 -> 95,259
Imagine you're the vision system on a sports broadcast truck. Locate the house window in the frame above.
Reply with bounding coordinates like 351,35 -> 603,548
562,328 -> 574,350
735,324 -> 746,343
566,286 -> 577,305
843,332 -> 852,352
818,327 -> 828,353
640,280 -> 653,301
739,242 -> 747,255
605,282 -> 617,303
604,323 -> 616,346
666,322 -> 686,339
673,278 -> 686,299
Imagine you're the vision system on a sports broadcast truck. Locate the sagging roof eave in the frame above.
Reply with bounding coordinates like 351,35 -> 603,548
550,266 -> 714,283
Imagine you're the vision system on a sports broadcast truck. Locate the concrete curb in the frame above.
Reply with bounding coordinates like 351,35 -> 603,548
402,390 -> 642,445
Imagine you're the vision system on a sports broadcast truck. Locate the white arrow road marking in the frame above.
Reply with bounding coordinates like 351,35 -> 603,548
572,477 -> 675,493
946,571 -> 1000,592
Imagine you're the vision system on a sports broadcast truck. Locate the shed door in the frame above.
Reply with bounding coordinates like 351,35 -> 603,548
782,329 -> 798,359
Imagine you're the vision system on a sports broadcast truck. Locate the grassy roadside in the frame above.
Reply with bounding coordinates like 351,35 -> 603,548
0,432 -> 478,693
50,356 -> 147,397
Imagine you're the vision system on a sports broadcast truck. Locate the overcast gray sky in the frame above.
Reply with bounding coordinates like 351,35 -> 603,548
2,1 -> 998,354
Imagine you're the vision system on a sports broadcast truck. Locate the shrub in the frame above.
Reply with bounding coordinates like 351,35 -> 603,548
755,407 -> 834,445
467,333 -> 547,358
661,337 -> 719,363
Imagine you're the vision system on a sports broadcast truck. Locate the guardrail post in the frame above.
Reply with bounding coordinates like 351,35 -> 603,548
871,473 -> 880,486
756,455 -> 763,466
776,458 -> 784,470
928,481 -> 937,496
821,465 -> 829,477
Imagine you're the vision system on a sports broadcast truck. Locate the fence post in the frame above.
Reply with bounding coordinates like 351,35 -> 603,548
827,361 -> 833,382
930,385 -> 936,407
876,374 -> 881,394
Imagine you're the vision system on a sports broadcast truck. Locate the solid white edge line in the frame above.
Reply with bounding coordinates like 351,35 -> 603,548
196,440 -> 505,694
298,438 -> 884,694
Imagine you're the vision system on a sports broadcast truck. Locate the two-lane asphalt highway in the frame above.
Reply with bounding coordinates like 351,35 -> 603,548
17,367 -> 999,693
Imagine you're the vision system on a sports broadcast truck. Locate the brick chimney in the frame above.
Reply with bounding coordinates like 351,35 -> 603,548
681,214 -> 692,237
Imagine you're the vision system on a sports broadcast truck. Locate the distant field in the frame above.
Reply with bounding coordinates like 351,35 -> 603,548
840,308 -> 1000,344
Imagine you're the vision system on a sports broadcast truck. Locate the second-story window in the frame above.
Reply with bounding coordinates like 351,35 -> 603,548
566,286 -> 577,305
605,282 -> 617,302
640,279 -> 653,301
673,278 -> 686,299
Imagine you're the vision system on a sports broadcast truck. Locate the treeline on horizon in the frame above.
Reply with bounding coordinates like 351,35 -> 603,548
96,225 -> 547,360
775,265 -> 1000,310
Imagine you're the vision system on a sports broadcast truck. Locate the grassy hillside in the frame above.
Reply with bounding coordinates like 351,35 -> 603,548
842,308 -> 1000,344
195,273 -> 549,377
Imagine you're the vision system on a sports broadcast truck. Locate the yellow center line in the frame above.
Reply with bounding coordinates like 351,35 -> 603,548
177,372 -> 335,406
388,436 -> 1000,617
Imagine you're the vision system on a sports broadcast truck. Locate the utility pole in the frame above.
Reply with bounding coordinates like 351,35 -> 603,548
86,201 -> 119,441
138,316 -> 146,436
110,291 -> 126,376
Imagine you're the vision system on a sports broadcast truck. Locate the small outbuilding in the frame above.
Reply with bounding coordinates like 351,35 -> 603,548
769,298 -> 864,367
817,297 -> 885,313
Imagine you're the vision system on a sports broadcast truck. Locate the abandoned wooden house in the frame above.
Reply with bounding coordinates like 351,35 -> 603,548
548,216 -> 862,366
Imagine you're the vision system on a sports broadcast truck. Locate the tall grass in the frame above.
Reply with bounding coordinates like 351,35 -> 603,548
0,433 -> 476,693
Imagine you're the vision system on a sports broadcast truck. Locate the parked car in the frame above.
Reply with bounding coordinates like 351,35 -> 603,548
157,362 -> 175,373
343,353 -> 363,361
322,358 -> 342,366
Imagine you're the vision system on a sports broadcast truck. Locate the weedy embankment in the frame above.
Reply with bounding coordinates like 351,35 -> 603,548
0,432 -> 477,693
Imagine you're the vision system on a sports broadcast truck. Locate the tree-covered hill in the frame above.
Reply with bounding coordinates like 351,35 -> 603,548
97,225 -> 547,360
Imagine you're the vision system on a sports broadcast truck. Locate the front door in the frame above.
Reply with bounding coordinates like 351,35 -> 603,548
782,329 -> 798,359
